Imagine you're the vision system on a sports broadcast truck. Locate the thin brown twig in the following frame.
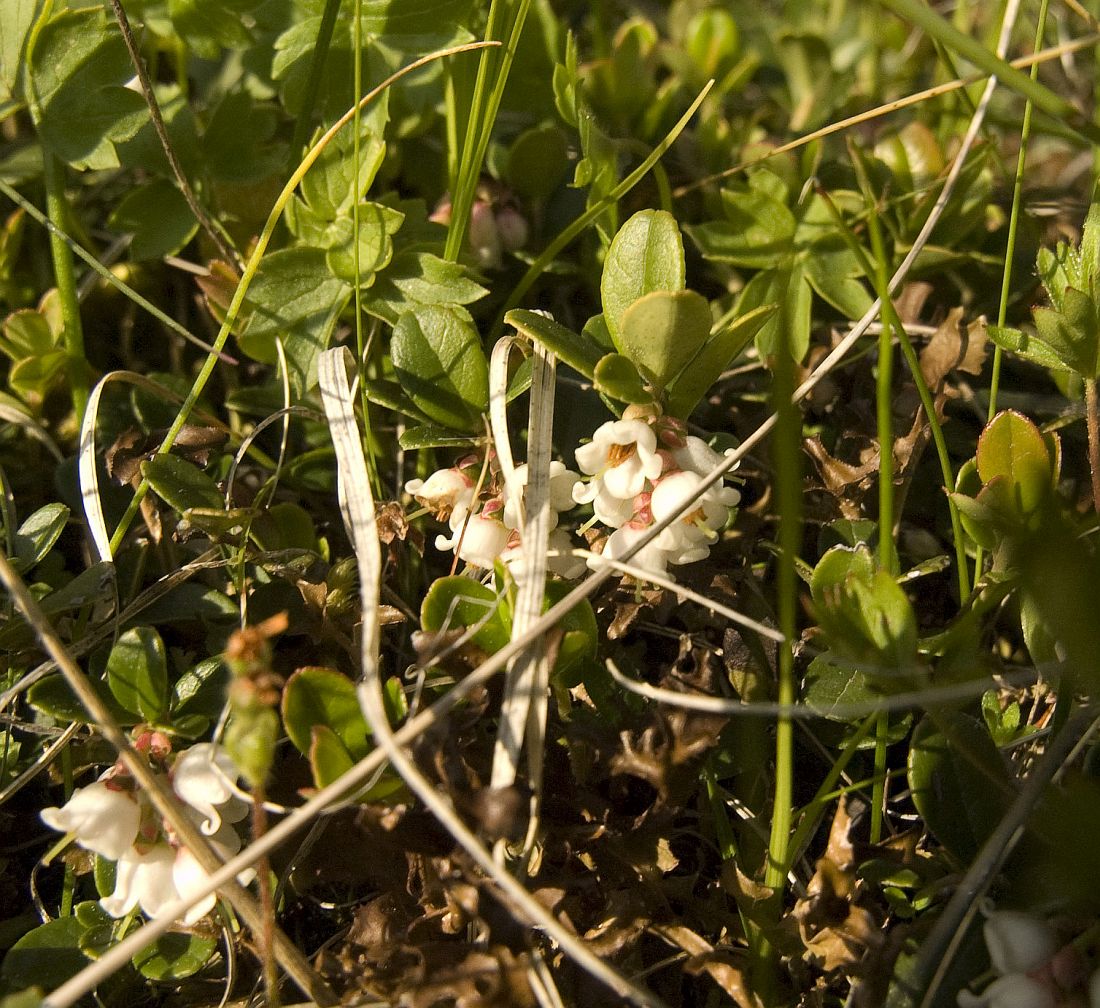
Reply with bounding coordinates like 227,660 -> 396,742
107,0 -> 243,270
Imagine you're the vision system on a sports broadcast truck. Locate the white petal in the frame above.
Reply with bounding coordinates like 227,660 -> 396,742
455,515 -> 510,569
41,781 -> 141,861
173,847 -> 218,925
173,744 -> 244,836
102,846 -> 176,920
984,912 -> 1057,977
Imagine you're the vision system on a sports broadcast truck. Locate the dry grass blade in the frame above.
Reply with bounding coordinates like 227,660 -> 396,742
491,344 -> 555,793
318,347 -> 671,1008
0,551 -> 338,1008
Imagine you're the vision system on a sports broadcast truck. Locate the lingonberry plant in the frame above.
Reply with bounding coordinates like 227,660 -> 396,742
3,1 -> 1100,1007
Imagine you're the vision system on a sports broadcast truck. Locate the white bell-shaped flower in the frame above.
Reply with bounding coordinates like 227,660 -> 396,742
172,743 -> 249,836
672,436 -> 738,478
405,467 -> 476,522
574,419 -> 662,501
40,780 -> 141,862
437,510 -> 511,569
589,523 -> 671,580
957,974 -> 1055,1008
983,912 -> 1058,978
650,471 -> 740,563
503,527 -> 585,580
101,844 -> 177,920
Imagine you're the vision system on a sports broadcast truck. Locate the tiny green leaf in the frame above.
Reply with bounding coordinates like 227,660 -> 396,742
106,627 -> 170,721
142,454 -> 225,514
282,667 -> 371,760
975,411 -> 1052,517
421,576 -> 511,653
132,932 -> 217,981
593,353 -> 652,404
12,503 -> 68,572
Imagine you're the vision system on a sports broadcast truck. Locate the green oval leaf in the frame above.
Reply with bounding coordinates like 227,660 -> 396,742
601,209 -> 686,348
907,711 -> 1011,863
142,454 -> 224,514
391,305 -> 488,432
593,353 -> 652,404
12,503 -> 69,572
282,667 -> 371,760
107,626 -> 169,721
618,289 -> 711,389
975,410 -> 1053,516
0,915 -> 89,993
132,931 -> 218,981
421,576 -> 511,654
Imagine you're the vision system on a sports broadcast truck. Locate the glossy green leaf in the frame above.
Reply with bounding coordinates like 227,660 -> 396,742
803,654 -> 879,722
391,305 -> 488,432
107,627 -> 169,721
665,303 -> 777,418
601,209 -> 686,348
618,289 -> 711,389
398,425 -> 483,450
28,8 -> 146,170
907,711 -> 1011,862
810,545 -> 876,607
421,575 -> 510,654
0,915 -> 89,993
593,353 -> 651,404
975,410 -> 1052,517
986,323 -> 1070,373
172,657 -> 229,719
505,309 -> 602,380
107,180 -> 198,262
132,931 -> 217,980
26,674 -> 136,725
308,723 -> 356,788
237,247 -> 351,395
300,122 -> 386,222
283,667 -> 371,760
142,454 -> 224,514
12,503 -> 68,572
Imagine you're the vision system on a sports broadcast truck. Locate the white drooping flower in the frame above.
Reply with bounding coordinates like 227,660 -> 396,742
41,742 -> 252,924
672,435 -> 738,478
40,780 -> 141,861
574,419 -> 663,502
172,743 -> 250,836
502,461 -> 580,530
588,522 -> 672,581
405,467 -> 476,522
957,910 -> 1061,1008
437,509 -> 512,569
503,527 -> 586,580
649,470 -> 740,564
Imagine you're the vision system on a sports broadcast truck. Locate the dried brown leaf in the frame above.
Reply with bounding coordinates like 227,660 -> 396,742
918,307 -> 988,392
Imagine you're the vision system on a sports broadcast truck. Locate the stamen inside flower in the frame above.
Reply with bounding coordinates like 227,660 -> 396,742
606,442 -> 637,467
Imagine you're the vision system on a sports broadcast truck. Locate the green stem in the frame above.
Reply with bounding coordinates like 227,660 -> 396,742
1086,378 -> 1100,513
871,710 -> 890,843
42,153 -> 88,424
445,0 -> 531,262
288,0 -> 342,170
755,267 -> 803,997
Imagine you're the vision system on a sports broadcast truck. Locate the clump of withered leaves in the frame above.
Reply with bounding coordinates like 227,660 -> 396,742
293,557 -> 934,1007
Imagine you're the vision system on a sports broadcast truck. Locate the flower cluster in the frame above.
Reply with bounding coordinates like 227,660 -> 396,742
41,733 -> 252,924
573,406 -> 740,579
429,183 -> 528,271
405,454 -> 584,578
406,406 -> 740,582
958,909 -> 1100,1008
